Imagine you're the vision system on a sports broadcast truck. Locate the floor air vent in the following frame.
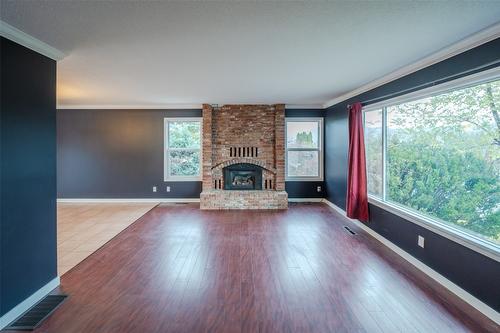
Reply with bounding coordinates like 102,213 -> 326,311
5,294 -> 67,331
343,226 -> 356,235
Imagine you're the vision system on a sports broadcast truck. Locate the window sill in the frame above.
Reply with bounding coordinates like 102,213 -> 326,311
285,177 -> 324,182
368,196 -> 500,263
164,177 -> 201,182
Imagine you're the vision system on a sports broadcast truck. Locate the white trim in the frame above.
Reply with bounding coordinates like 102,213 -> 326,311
164,118 -> 203,182
321,198 -> 500,325
323,22 -> 500,108
57,198 -> 326,204
57,104 -> 203,110
368,197 -> 499,262
363,66 -> 500,112
285,117 -> 324,181
288,198 -> 323,203
57,198 -> 327,204
57,198 -> 200,203
285,104 -> 324,110
57,104 -> 324,110
0,277 -> 60,330
0,20 -> 65,61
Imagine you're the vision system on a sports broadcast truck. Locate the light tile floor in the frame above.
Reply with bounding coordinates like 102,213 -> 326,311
57,203 -> 157,275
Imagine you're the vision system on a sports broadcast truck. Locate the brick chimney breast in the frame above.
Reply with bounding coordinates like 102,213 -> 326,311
200,104 -> 288,209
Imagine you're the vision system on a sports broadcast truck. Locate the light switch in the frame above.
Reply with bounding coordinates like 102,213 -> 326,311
418,235 -> 425,248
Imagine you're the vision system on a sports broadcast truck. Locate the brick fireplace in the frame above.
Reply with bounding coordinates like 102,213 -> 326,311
200,104 -> 288,209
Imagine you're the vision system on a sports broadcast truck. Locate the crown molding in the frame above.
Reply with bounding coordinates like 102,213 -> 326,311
285,104 -> 324,109
323,22 -> 500,109
57,103 -> 325,110
57,104 -> 203,110
0,20 -> 65,61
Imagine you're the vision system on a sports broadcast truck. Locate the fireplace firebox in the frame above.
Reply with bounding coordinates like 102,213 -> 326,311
223,163 -> 262,190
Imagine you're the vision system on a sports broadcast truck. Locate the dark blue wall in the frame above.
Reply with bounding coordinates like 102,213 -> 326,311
324,38 -> 500,310
57,108 -> 325,198
0,37 -> 57,316
57,109 -> 202,198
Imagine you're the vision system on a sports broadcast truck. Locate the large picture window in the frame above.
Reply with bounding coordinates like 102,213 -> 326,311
286,118 -> 323,181
164,118 -> 202,181
363,70 -> 500,253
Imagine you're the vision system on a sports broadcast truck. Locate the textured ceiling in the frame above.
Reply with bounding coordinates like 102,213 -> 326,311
1,1 -> 499,107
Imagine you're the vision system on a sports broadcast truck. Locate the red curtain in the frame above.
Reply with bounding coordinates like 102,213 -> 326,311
346,102 -> 369,222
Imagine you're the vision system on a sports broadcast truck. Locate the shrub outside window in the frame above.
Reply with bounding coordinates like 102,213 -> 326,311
363,71 -> 500,252
286,118 -> 323,181
164,118 -> 202,181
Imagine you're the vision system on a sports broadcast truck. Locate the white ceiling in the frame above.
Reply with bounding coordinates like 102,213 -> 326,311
1,1 -> 499,108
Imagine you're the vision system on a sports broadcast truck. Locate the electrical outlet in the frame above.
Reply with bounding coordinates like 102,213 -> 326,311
166,186 -> 171,192
418,235 -> 425,248
317,186 -> 322,192
152,186 -> 157,193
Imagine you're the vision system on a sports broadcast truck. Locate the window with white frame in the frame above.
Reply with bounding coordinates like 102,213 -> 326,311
164,118 -> 202,181
285,118 -> 323,181
363,70 -> 500,254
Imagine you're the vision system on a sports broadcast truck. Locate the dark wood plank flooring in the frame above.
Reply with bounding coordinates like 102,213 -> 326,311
13,203 -> 499,332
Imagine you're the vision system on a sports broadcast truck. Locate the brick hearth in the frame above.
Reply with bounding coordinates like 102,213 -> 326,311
200,190 -> 288,210
200,104 -> 288,209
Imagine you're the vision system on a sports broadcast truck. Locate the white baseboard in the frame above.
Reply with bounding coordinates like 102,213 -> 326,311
57,198 -> 200,203
288,198 -> 323,202
58,198 -> 323,204
0,277 -> 60,330
321,199 -> 500,325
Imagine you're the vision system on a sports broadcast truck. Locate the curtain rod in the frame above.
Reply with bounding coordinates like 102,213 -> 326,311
347,60 -> 500,109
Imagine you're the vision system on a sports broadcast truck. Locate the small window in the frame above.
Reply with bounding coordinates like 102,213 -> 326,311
285,118 -> 323,181
164,118 -> 202,181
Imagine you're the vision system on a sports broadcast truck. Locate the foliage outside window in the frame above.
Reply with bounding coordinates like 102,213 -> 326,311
164,118 -> 202,180
286,118 -> 323,180
364,75 -> 500,248
364,110 -> 383,197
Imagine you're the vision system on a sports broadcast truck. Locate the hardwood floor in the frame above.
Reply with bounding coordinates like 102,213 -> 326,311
16,203 -> 499,332
57,203 -> 157,274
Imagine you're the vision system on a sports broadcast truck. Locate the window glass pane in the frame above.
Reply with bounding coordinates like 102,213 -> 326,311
364,110 -> 383,197
386,78 -> 500,245
169,150 -> 200,176
287,121 -> 319,148
168,121 -> 200,148
287,150 -> 319,177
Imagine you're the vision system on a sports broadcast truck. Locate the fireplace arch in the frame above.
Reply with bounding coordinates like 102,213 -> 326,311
223,163 -> 263,190
212,158 -> 277,190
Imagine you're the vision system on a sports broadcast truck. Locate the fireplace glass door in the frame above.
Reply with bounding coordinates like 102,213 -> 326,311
223,163 -> 262,190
